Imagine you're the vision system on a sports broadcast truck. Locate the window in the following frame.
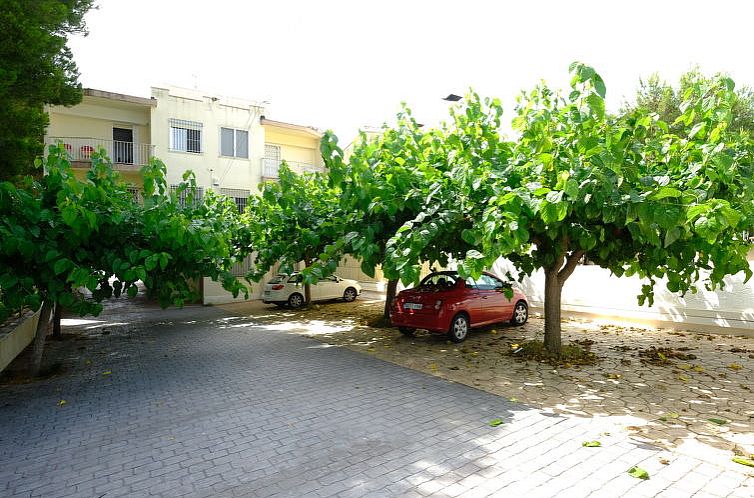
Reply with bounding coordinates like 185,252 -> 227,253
170,184 -> 204,207
220,187 -> 251,213
220,128 -> 249,158
126,186 -> 141,203
169,119 -> 202,153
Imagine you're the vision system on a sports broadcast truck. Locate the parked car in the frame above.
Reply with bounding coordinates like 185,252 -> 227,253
389,271 -> 528,342
262,273 -> 362,308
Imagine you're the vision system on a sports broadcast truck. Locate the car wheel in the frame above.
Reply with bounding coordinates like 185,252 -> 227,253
398,327 -> 415,336
448,314 -> 469,343
287,293 -> 305,309
511,301 -> 528,325
343,287 -> 358,302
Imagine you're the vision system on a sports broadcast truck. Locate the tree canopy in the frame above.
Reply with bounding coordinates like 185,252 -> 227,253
382,63 -> 754,355
0,145 -> 251,373
318,109 -> 475,316
0,0 -> 95,180
623,68 -> 754,137
246,165 -> 342,304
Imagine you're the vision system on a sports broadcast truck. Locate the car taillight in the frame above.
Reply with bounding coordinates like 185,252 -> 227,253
434,300 -> 443,310
271,284 -> 284,290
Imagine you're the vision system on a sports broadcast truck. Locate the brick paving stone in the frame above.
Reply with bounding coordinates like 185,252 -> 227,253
1,301 -> 751,497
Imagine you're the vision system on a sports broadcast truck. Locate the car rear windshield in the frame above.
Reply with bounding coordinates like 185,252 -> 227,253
268,275 -> 288,284
420,273 -> 458,288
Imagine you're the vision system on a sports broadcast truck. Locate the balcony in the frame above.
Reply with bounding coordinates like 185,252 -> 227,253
261,158 -> 323,180
45,137 -> 156,170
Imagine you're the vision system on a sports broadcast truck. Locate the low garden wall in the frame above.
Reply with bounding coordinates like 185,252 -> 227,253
491,259 -> 754,337
0,307 -> 42,373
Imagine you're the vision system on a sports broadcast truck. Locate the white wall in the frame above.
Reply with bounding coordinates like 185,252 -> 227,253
150,87 -> 266,193
491,258 -> 754,336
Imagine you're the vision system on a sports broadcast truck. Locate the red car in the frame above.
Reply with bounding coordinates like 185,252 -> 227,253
390,271 -> 528,342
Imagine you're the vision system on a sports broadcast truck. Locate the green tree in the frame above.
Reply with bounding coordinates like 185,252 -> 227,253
623,68 -> 754,136
386,64 -> 754,356
0,0 -> 95,180
320,108 -> 468,317
0,145 -> 250,374
246,165 -> 342,306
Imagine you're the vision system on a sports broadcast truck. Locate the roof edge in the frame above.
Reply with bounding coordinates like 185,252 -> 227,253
261,117 -> 323,137
84,88 -> 157,107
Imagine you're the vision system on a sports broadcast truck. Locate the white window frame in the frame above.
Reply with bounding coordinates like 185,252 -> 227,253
220,187 -> 251,213
169,119 -> 203,154
220,127 -> 249,159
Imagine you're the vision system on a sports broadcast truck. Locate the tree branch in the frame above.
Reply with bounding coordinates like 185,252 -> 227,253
558,249 -> 586,284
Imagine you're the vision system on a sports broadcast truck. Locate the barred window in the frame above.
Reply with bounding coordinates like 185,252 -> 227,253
170,184 -> 205,207
169,119 -> 202,153
220,187 -> 250,213
126,186 -> 142,203
220,128 -> 249,158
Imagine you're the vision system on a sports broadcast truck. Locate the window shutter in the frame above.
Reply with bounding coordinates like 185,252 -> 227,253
235,130 -> 249,158
220,128 -> 235,156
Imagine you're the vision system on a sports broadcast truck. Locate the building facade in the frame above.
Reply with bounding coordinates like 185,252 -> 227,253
45,86 -> 325,204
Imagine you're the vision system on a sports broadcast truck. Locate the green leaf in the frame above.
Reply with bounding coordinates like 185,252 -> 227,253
732,457 -> 754,467
144,255 -> 157,271
650,187 -> 682,200
488,418 -> 504,427
707,418 -> 728,425
540,201 -> 568,224
664,227 -> 681,248
627,466 -> 649,480
127,285 -> 138,298
564,178 -> 579,199
53,259 -> 70,275
582,441 -> 601,447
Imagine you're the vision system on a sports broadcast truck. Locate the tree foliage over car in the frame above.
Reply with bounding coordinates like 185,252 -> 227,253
318,109 -> 474,317
382,63 -> 754,355
246,164 -> 342,305
0,0 -> 96,180
0,146 -> 251,373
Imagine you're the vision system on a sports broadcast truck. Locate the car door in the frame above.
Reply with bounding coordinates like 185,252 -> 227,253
478,274 -> 512,322
315,275 -> 340,300
462,277 -> 493,325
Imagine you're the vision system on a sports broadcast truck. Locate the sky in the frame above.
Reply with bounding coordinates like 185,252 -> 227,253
68,0 -> 754,144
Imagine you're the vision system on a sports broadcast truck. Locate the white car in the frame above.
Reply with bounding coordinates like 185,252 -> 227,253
262,273 -> 362,308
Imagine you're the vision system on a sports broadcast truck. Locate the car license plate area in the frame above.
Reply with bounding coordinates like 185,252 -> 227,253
403,302 -> 423,310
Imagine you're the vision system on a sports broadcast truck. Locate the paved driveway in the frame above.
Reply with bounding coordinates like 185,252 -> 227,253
0,305 -> 751,497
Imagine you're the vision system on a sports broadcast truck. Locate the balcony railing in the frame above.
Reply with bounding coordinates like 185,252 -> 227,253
261,158 -> 323,179
46,137 -> 155,169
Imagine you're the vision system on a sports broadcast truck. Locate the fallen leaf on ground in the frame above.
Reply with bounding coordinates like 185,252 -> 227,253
659,458 -> 670,465
102,371 -> 112,375
488,418 -> 504,427
628,466 -> 650,480
732,457 -> 754,467
708,418 -> 728,425
509,397 -> 518,402
429,363 -> 438,371
57,400 -> 66,407
678,375 -> 689,382
582,441 -> 601,447
727,363 -> 742,370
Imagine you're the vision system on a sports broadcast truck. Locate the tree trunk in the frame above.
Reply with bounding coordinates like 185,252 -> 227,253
383,279 -> 399,319
543,270 -> 562,355
303,257 -> 312,305
542,248 -> 585,357
29,301 -> 53,377
52,303 -> 62,339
